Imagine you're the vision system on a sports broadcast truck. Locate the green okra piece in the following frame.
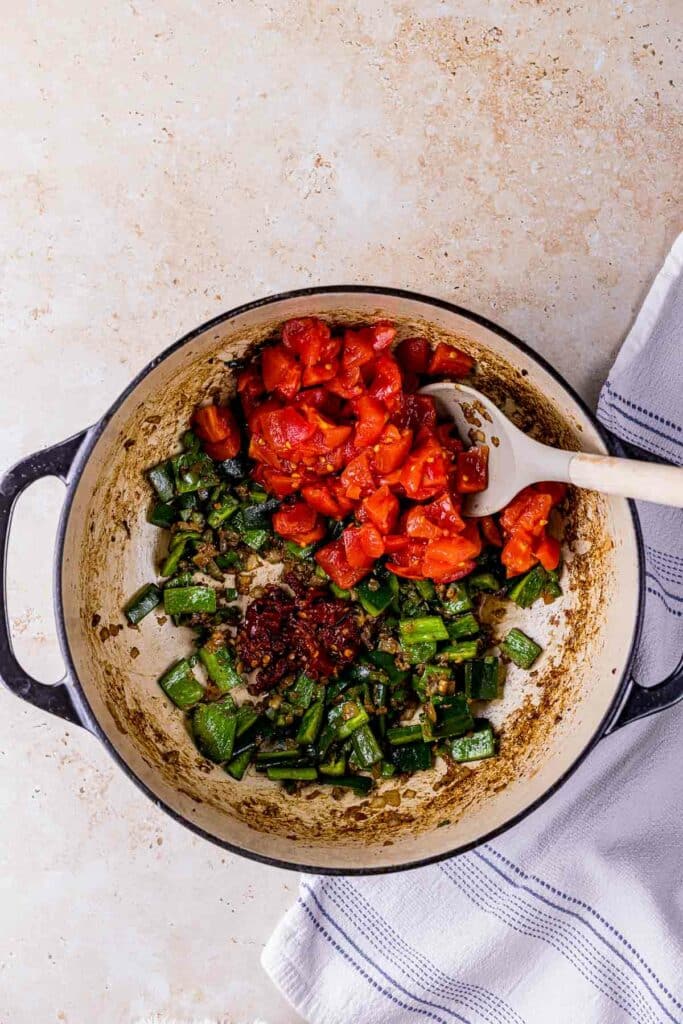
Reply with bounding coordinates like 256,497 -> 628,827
387,724 -> 424,746
500,628 -> 542,669
450,725 -> 496,762
400,639 -> 438,666
388,741 -> 432,773
254,748 -> 309,768
399,615 -> 449,645
288,673 -> 317,710
367,650 -> 409,685
334,701 -> 369,740
441,582 -> 472,615
319,752 -> 347,776
207,494 -> 239,529
191,698 -> 237,762
234,705 -> 259,738
464,657 -> 501,700
284,540 -> 317,560
508,566 -> 548,609
267,766 -> 318,782
467,571 -> 501,593
147,461 -> 175,502
317,774 -> 373,795
158,659 -> 204,709
351,723 -> 383,768
124,582 -> 162,624
415,579 -> 437,601
446,612 -> 480,641
148,501 -> 176,528
423,694 -> 473,740
215,551 -> 241,570
224,745 -> 254,780
199,644 -> 241,691
357,573 -> 399,617
438,640 -> 479,663
296,700 -> 324,745
163,586 -> 217,615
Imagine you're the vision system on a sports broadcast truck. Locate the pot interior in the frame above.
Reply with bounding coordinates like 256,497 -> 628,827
60,291 -> 640,871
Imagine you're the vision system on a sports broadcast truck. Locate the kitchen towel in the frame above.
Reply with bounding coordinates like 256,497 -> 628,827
262,233 -> 683,1024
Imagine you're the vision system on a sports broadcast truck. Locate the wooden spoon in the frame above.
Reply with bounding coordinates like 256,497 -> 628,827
419,381 -> 683,515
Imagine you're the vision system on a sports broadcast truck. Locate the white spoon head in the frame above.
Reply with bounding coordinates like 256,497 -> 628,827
418,381 -> 525,516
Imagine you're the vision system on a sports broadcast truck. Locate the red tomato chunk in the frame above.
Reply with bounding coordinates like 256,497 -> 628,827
199,316 -> 564,586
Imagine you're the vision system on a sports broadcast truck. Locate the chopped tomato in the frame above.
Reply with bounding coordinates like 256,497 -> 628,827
255,467 -> 299,498
384,534 -> 411,552
424,490 -> 466,533
302,360 -> 338,387
436,423 -> 464,456
230,320 -> 496,585
281,317 -> 338,366
368,320 -> 397,352
367,354 -> 403,411
302,482 -> 344,518
273,501 -> 326,547
203,433 -> 241,460
501,532 -> 536,576
358,485 -> 399,535
342,526 -> 372,569
499,486 -> 536,534
327,361 -> 365,399
421,522 -> 482,583
237,365 -> 266,419
427,343 -> 475,378
315,538 -> 370,589
342,330 -> 375,369
300,409 -> 353,452
397,394 -> 438,433
259,406 -> 316,451
353,396 -> 389,448
480,514 -> 503,547
358,523 -> 385,559
330,478 -> 358,515
261,344 -> 302,400
372,425 -> 413,475
193,404 -> 239,445
395,336 -> 431,375
340,450 -> 376,500
534,532 -> 561,571
500,487 -> 553,539
515,492 -> 553,537
455,446 -> 489,494
404,506 -> 445,540
399,433 -> 449,501
386,540 -> 428,579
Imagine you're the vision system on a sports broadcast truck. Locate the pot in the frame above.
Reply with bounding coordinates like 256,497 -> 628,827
1,287 -> 680,874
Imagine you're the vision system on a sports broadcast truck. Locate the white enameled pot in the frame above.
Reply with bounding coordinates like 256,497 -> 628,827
2,287 -> 680,874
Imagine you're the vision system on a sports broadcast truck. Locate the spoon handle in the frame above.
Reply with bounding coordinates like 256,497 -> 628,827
568,452 -> 683,508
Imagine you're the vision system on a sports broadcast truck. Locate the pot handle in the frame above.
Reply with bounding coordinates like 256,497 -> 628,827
0,431 -> 90,725
604,661 -> 683,733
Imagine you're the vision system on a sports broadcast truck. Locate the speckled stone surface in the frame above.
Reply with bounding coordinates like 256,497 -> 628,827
1,2 -> 680,1021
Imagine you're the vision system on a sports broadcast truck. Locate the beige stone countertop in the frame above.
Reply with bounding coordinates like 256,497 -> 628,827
1,2 -> 680,1022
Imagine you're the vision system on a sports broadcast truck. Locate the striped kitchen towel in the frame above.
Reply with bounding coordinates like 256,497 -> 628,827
262,233 -> 683,1024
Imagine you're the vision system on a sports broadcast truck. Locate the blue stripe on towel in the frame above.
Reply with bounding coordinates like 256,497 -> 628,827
318,878 -> 526,1024
298,897 -> 453,1024
301,883 -> 474,1024
483,847 -> 682,1017
441,859 -> 660,1024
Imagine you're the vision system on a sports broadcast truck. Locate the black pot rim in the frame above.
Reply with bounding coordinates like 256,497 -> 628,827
54,284 -> 645,876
